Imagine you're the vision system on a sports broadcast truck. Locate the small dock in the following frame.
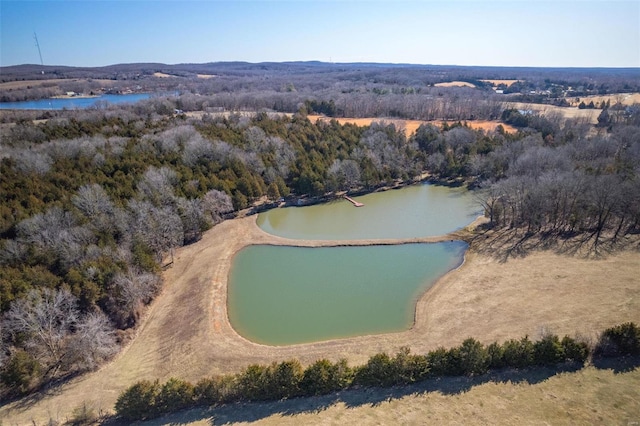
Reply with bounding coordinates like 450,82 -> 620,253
344,195 -> 364,207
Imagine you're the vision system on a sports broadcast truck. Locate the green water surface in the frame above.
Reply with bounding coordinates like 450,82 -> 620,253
257,183 -> 480,240
228,242 -> 467,345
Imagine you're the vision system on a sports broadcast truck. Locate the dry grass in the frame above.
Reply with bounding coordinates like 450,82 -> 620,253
434,81 -> 476,88
505,93 -> 640,125
306,115 -> 425,136
504,101 -> 600,124
565,92 -> 640,107
197,74 -> 216,79
306,115 -> 517,135
480,79 -> 520,87
144,363 -> 640,425
0,78 -> 115,90
2,217 -> 639,424
152,72 -> 174,78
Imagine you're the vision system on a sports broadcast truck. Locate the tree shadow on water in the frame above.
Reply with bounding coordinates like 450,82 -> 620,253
134,363 -> 583,426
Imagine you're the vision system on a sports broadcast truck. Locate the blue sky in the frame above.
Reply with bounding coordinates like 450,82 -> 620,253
1,1 -> 639,68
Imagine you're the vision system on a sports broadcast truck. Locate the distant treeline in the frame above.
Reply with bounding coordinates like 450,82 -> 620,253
112,322 -> 640,421
3,62 -> 639,101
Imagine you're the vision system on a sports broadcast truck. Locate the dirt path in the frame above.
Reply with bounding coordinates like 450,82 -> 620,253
2,216 -> 639,424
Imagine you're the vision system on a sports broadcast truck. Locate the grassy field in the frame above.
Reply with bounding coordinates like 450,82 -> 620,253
2,216 -> 638,424
143,362 -> 640,425
480,79 -> 520,87
305,115 -> 517,135
565,92 -> 640,107
434,81 -> 476,88
0,78 -> 116,90
504,101 -> 601,124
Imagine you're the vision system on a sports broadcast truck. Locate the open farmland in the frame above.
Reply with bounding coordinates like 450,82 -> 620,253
565,92 -> 640,107
0,78 -> 116,90
306,115 -> 517,135
504,101 -> 601,123
480,79 -> 521,87
434,81 -> 476,88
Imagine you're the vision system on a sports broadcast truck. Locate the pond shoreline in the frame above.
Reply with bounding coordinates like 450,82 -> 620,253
228,241 -> 469,345
252,180 -> 480,240
246,174 -> 471,214
3,212 -> 640,424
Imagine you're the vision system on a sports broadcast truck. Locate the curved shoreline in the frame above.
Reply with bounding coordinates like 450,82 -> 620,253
221,215 -> 480,348
3,215 -> 640,424
225,225 -> 472,346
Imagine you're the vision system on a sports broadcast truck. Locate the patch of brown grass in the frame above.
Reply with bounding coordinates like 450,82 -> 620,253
0,78 -> 115,90
434,81 -> 476,88
152,72 -> 174,78
505,102 -> 600,124
141,364 -> 640,425
480,79 -> 520,87
2,217 -> 638,424
306,115 -> 517,135
566,92 -> 640,107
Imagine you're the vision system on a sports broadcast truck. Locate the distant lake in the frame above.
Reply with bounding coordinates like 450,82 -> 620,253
0,93 -> 152,110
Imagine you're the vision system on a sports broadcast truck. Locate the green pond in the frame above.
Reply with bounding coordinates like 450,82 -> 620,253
228,242 -> 467,345
256,183 -> 481,240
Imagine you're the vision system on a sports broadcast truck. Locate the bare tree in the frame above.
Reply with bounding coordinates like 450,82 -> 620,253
4,288 -> 78,375
327,159 -> 361,191
177,197 -> 208,243
137,166 -> 178,206
72,183 -> 122,239
182,133 -> 216,166
11,150 -> 53,175
128,200 -> 183,263
202,189 -> 234,224
67,311 -> 118,371
0,239 -> 27,266
15,206 -> 94,269
108,271 -> 161,327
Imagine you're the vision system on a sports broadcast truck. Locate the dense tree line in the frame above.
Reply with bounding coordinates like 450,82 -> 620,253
113,323 -> 640,421
473,125 -> 640,248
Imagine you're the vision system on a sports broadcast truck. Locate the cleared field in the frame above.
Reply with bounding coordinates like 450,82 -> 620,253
0,78 -> 115,90
504,102 -> 600,124
197,74 -> 216,79
434,81 -> 476,88
152,72 -> 175,78
2,216 -> 639,424
306,115 -> 517,135
480,79 -> 520,87
306,115 -> 425,135
566,92 -> 640,107
145,364 -> 640,425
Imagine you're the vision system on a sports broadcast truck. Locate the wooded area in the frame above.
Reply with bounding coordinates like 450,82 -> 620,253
1,63 -> 639,397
